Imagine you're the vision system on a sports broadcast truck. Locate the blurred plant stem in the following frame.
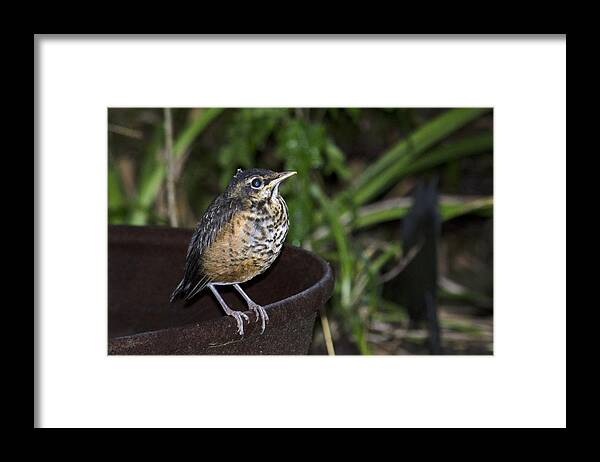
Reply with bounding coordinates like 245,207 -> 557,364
310,183 -> 352,308
129,108 -> 223,225
319,307 -> 336,356
163,108 -> 178,227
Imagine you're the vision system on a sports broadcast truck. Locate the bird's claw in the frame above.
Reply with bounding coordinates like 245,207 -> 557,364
230,311 -> 250,336
249,303 -> 269,334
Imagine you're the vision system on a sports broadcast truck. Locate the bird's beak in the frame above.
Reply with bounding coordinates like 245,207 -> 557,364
269,171 -> 297,188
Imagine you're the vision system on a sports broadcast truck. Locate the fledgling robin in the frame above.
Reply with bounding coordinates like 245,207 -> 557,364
170,168 -> 297,335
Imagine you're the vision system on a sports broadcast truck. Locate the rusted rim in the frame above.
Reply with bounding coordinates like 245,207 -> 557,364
108,226 -> 334,348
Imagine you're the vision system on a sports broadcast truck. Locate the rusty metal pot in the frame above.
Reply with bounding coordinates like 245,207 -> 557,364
108,225 -> 334,355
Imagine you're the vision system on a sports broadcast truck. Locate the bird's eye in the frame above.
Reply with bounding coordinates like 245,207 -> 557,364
251,178 -> 263,189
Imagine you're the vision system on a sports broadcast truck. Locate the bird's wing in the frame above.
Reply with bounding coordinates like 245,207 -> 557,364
173,194 -> 238,302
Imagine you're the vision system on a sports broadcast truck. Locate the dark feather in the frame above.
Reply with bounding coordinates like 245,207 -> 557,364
170,192 -> 240,303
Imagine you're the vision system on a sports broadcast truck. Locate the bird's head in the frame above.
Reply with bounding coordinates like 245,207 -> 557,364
226,168 -> 297,205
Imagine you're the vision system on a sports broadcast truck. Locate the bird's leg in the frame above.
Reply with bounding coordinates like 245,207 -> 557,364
208,284 -> 249,336
233,284 -> 269,334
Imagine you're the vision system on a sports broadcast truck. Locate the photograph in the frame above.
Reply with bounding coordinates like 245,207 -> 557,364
108,107 -> 494,355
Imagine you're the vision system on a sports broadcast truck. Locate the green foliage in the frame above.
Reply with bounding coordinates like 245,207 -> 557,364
107,158 -> 126,223
276,119 -> 326,244
108,107 -> 493,354
217,108 -> 287,188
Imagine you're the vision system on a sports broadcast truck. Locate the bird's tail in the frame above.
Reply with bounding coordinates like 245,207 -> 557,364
170,276 -> 210,303
169,280 -> 185,303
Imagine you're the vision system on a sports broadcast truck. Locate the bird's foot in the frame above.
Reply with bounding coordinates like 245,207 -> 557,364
227,310 -> 250,336
248,302 -> 269,334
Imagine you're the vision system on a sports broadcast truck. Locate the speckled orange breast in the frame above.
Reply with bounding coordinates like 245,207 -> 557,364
201,196 -> 289,284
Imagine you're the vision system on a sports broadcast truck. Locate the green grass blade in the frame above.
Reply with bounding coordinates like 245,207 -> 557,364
395,132 -> 492,178
108,161 -> 125,210
310,184 -> 353,308
440,197 -> 494,221
108,159 -> 127,224
355,196 -> 493,229
348,108 -> 490,205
